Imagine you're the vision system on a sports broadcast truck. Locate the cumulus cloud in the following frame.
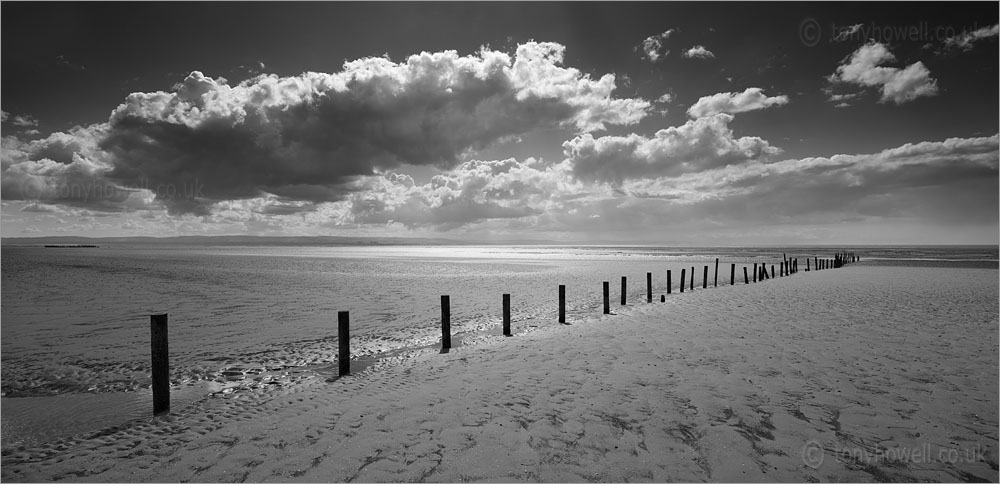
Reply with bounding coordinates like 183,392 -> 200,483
343,158 -> 582,230
1,111 -> 39,128
2,42 -> 649,216
686,87 -> 789,118
638,29 -> 677,62
682,45 -> 715,59
943,24 -> 999,51
563,113 -> 781,184
0,126 -> 156,212
827,42 -> 938,104
97,42 -> 649,214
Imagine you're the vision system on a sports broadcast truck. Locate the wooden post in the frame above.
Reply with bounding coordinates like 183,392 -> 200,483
702,266 -> 708,289
603,282 -> 610,314
690,267 -> 695,291
559,285 -> 566,324
680,269 -> 686,293
753,263 -> 757,283
503,294 -> 512,336
743,267 -> 749,284
667,270 -> 672,294
806,258 -> 810,271
621,276 -> 627,305
714,258 -> 719,287
646,272 -> 652,303
150,313 -> 169,415
815,257 -> 819,270
441,295 -> 451,350
338,311 -> 350,376
770,265 -> 775,279
660,295 -> 665,302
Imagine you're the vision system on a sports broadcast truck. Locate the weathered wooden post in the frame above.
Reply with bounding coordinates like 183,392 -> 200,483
743,267 -> 749,284
647,272 -> 652,303
603,282 -> 610,314
703,266 -> 708,289
806,258 -> 810,271
621,276 -> 627,305
441,295 -> 451,350
690,266 -> 695,291
503,294 -> 512,336
680,269 -> 686,293
559,285 -> 566,324
753,263 -> 757,282
770,264 -> 775,279
667,270 -> 672,294
338,311 -> 350,376
714,258 -> 719,287
730,263 -> 735,285
150,313 -> 169,415
660,295 -> 665,302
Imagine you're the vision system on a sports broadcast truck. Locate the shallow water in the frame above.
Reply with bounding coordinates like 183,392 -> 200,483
1,244 -> 995,447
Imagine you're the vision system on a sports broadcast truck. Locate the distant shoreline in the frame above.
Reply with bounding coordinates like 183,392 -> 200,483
3,236 -> 998,249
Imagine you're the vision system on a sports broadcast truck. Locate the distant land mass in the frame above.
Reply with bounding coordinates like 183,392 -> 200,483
0,235 -> 563,247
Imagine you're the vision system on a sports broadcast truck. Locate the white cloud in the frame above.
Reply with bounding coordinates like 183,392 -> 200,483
827,42 -> 938,104
639,29 -> 677,62
682,45 -> 715,59
1,111 -> 39,128
944,24 -> 999,51
833,23 -> 863,42
686,87 -> 789,118
342,158 -> 584,230
4,42 -> 650,216
563,113 -> 781,183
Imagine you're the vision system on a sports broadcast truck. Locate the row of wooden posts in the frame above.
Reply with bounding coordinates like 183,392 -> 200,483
147,251 -> 859,415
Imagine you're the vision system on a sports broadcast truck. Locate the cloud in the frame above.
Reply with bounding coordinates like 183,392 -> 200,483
1,111 -> 39,128
827,42 -> 938,104
638,29 -> 677,62
3,42 -> 649,216
625,134 -> 997,221
0,127 -> 156,212
686,87 -> 789,118
943,24 -> 999,51
833,23 -> 864,42
655,93 -> 673,104
563,113 -> 781,184
339,158 -> 582,230
682,45 -> 715,59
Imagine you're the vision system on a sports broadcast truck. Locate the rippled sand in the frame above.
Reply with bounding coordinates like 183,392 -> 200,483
2,265 -> 997,482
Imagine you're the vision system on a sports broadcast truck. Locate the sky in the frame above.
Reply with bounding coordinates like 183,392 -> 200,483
1,2 -> 997,244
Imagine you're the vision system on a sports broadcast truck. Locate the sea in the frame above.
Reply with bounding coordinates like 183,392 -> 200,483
1,244 -> 997,448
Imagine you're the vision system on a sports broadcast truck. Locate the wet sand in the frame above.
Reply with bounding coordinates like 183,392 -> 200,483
2,265 -> 997,482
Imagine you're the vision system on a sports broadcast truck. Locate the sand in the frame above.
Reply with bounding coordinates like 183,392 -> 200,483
2,264 -> 997,482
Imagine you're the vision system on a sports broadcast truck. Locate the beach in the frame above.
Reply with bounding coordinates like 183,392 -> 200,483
2,263 -> 997,482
